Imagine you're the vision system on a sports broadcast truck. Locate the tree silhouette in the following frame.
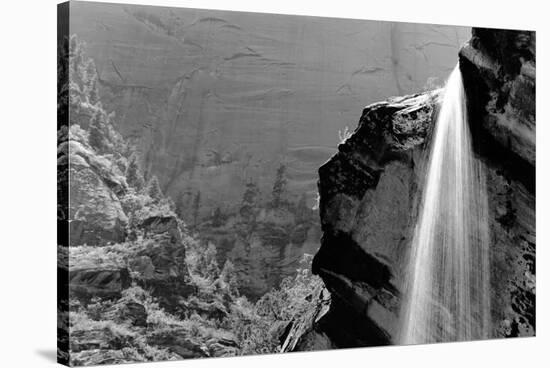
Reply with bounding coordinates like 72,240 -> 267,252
240,181 -> 260,220
88,110 -> 105,152
295,192 -> 310,224
146,175 -> 163,203
211,206 -> 224,227
192,191 -> 201,228
174,191 -> 187,219
271,164 -> 287,208
125,152 -> 144,191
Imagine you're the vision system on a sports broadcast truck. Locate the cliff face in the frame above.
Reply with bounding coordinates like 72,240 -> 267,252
304,91 -> 440,348
460,29 -> 535,166
69,1 -> 470,297
459,28 -> 536,337
296,27 -> 535,349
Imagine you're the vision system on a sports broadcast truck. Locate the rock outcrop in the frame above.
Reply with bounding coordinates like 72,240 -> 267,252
298,27 -> 535,349
460,28 -> 535,166
69,214 -> 194,311
459,28 -> 536,337
308,91 -> 441,347
68,137 -> 128,246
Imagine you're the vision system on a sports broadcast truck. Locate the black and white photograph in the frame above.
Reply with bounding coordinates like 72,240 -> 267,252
55,1 -> 537,366
3,0 -> 547,367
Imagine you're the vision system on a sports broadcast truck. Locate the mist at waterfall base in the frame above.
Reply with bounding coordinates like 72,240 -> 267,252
400,65 -> 491,344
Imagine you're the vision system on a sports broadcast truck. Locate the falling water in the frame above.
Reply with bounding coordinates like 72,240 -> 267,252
400,65 -> 490,344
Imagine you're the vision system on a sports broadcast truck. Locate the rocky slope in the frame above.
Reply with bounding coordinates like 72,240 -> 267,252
285,27 -> 535,349
59,36 -> 328,365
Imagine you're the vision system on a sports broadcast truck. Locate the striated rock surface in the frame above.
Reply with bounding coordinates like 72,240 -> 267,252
298,27 -> 535,349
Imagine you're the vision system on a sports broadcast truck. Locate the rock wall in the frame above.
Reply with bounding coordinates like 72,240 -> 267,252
459,28 -> 536,337
295,27 -> 535,349
68,1 -> 470,296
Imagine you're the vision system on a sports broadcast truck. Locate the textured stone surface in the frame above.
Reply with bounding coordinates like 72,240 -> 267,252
311,91 -> 440,347
459,28 -> 536,337
69,139 -> 128,246
459,28 -> 535,166
69,267 -> 131,300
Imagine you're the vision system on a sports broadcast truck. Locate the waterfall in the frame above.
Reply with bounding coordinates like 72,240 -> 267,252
400,65 -> 490,344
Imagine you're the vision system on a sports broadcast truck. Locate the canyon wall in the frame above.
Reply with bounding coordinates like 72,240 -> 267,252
69,1 -> 469,297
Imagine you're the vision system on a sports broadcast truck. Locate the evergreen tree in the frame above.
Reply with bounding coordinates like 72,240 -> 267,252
146,175 -> 163,203
125,152 -> 144,191
220,259 -> 239,296
204,243 -> 220,280
295,192 -> 310,224
88,110 -> 105,152
242,182 -> 259,206
174,191 -> 187,219
87,75 -> 100,105
271,163 -> 287,208
192,191 -> 201,228
69,35 -> 84,82
240,181 -> 260,219
211,206 -> 224,227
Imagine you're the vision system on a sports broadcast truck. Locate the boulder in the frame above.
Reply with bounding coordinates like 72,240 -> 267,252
69,267 -> 131,301
146,328 -> 209,359
311,91 -> 440,346
130,217 -> 194,309
69,140 -> 128,246
70,327 -> 134,353
205,336 -> 240,357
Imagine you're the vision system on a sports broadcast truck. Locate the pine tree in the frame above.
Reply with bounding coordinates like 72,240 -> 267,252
69,35 -> 84,82
88,111 -> 105,152
203,243 -> 220,280
295,192 -> 310,224
174,191 -> 187,219
240,181 -> 260,219
211,206 -> 224,227
272,163 -> 287,208
125,153 -> 144,191
192,191 -> 201,228
83,60 -> 100,105
220,259 -> 239,296
146,175 -> 163,203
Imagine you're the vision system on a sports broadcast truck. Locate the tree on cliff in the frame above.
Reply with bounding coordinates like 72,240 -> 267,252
87,74 -> 100,106
294,192 -> 310,224
126,152 -> 145,191
218,259 -> 239,297
146,175 -> 163,203
192,191 -> 201,228
198,242 -> 220,280
174,191 -> 187,219
88,110 -> 106,153
211,206 -> 224,227
239,181 -> 260,219
271,164 -> 287,208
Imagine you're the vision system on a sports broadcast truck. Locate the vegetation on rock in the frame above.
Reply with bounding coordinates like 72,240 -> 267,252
62,35 -> 324,365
